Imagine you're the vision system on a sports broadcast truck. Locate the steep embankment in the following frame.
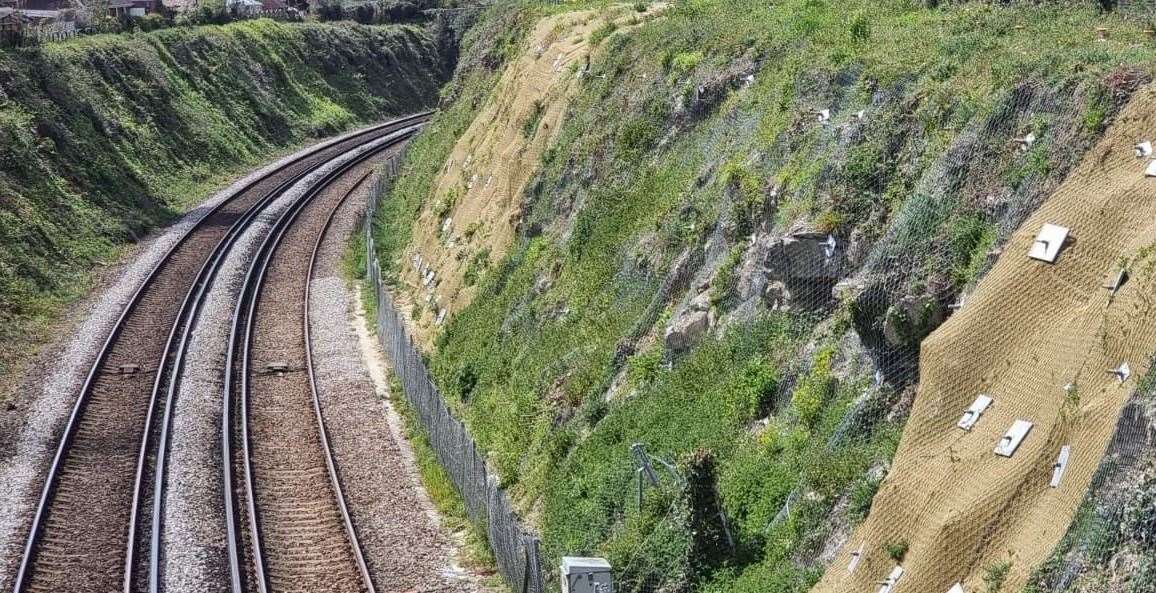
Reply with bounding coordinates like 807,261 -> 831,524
814,84 -> 1156,593
393,4 -> 663,345
0,19 -> 448,396
373,2 -> 1156,592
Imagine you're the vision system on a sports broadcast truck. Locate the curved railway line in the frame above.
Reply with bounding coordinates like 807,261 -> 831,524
224,140 -> 396,593
12,113 -> 429,593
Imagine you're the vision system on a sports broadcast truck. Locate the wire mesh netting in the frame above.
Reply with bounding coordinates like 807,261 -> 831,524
364,160 -> 545,593
363,65 -> 1156,593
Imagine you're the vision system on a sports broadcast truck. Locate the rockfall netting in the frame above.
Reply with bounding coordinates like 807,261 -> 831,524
577,78 -> 1156,593
364,162 -> 545,593
363,67 -> 1156,593
811,83 -> 1156,593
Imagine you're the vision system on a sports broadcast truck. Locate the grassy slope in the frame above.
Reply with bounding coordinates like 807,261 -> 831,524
0,19 -> 447,392
377,1 -> 1156,592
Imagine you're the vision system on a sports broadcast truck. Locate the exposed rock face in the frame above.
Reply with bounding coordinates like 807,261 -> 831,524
764,281 -> 792,311
849,277 -> 952,386
666,309 -> 711,353
881,294 -> 947,348
673,52 -> 759,121
666,289 -> 714,354
736,226 -> 847,311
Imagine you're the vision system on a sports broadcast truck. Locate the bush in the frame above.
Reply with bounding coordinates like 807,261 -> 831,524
791,346 -> 836,429
984,561 -> 1012,593
682,449 -> 732,584
884,539 -> 908,562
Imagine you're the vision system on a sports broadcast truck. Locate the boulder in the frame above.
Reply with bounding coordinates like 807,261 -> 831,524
688,290 -> 712,312
732,226 -> 846,311
765,229 -> 844,280
764,280 -> 792,311
665,309 -> 711,353
882,294 -> 947,348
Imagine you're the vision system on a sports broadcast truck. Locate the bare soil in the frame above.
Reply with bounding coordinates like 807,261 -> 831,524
397,4 -> 666,348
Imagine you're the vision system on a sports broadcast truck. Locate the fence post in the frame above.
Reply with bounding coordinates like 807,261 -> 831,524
522,536 -> 543,593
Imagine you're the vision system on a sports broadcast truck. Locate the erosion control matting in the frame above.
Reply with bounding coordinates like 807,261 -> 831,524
812,84 -> 1156,593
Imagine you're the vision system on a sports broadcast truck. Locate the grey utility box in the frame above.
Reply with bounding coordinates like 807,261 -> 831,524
561,557 -> 614,593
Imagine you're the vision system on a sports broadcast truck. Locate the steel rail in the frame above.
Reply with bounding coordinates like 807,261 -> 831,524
223,124 -> 422,593
138,113 -> 432,593
11,112 -> 429,593
303,170 -> 379,592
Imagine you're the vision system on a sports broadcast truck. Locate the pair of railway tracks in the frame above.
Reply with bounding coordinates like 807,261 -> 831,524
12,112 -> 429,593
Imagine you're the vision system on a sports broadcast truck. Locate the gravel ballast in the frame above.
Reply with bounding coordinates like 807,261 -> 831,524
310,178 -> 482,592
161,132 -> 412,593
0,122 -> 403,590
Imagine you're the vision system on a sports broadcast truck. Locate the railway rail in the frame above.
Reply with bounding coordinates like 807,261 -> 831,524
223,130 -> 411,593
12,113 -> 429,593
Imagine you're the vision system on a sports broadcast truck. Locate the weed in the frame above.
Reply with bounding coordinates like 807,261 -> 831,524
669,51 -> 703,76
589,20 -> 618,45
522,100 -> 546,138
984,561 -> 1011,593
884,539 -> 909,562
791,346 -> 836,429
849,13 -> 871,42
848,475 -> 882,523
627,344 -> 664,390
464,248 -> 492,287
710,243 -> 747,306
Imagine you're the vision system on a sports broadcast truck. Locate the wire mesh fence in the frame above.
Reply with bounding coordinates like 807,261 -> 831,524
359,60 -> 1156,591
363,157 -> 545,593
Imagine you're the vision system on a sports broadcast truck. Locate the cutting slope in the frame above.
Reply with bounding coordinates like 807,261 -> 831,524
395,4 -> 664,346
812,85 -> 1156,593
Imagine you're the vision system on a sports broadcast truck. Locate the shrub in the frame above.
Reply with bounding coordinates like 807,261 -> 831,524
984,561 -> 1012,593
884,540 -> 909,562
791,346 -> 836,429
670,51 -> 703,76
681,449 -> 732,583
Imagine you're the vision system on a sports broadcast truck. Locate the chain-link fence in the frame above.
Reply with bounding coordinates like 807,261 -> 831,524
358,59 -> 1156,591
363,157 -> 545,593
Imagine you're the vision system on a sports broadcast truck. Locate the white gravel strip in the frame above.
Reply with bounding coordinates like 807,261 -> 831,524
0,120 -> 401,590
309,184 -> 481,592
162,129 -> 419,593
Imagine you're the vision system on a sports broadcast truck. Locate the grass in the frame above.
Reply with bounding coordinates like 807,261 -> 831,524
389,371 -> 504,581
371,1 -> 1156,591
0,19 -> 447,400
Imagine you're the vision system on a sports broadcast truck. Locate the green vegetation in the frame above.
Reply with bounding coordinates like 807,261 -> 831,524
985,561 -> 1012,593
1024,366 -> 1156,593
884,540 -> 909,563
373,0 -> 1156,591
389,371 -> 504,583
0,19 -> 447,398
372,5 -> 536,285
522,100 -> 547,138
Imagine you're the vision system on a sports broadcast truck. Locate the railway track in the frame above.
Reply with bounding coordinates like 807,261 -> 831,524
224,131 -> 405,593
12,113 -> 429,593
